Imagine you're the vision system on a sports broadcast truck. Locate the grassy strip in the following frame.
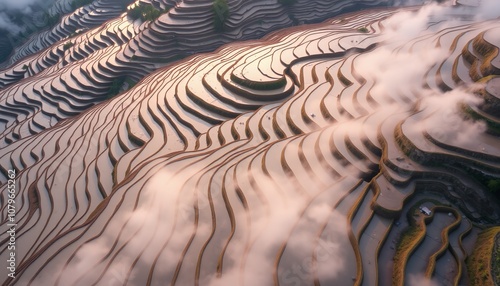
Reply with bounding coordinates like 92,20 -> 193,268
392,200 -> 451,285
493,232 -> 500,285
466,227 -> 500,286
461,39 -> 476,65
472,33 -> 500,76
106,77 -> 136,99
346,183 -> 374,285
392,220 -> 426,286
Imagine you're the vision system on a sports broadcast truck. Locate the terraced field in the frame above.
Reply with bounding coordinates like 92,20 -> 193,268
1,1 -> 500,286
0,0 -> 391,145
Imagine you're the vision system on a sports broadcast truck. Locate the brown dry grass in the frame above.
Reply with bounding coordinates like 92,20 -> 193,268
466,226 -> 500,286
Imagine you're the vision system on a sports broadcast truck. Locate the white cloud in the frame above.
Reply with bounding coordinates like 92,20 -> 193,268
421,88 -> 486,146
0,0 -> 54,34
0,12 -> 21,34
475,0 -> 500,21
408,274 -> 441,286
382,4 -> 439,43
358,46 -> 447,104
49,169 -> 201,285
0,0 -> 43,11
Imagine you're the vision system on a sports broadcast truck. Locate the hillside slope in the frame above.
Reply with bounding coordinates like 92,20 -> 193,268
1,1 -> 500,286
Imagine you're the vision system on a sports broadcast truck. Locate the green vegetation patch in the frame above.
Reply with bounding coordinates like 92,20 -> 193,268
63,41 -> 74,51
392,200 -> 452,285
392,222 -> 426,285
466,227 -> 500,286
448,148 -> 500,195
493,233 -> 500,286
106,77 -> 136,99
127,4 -> 171,22
213,0 -> 229,32
488,179 -> 500,194
358,27 -> 369,33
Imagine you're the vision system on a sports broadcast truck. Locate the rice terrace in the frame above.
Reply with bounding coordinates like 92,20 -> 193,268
0,0 -> 499,285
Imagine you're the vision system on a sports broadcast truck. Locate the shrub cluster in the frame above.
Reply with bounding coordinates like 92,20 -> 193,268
127,4 -> 170,22
358,27 -> 369,33
63,41 -> 74,51
213,0 -> 229,32
107,77 -> 135,99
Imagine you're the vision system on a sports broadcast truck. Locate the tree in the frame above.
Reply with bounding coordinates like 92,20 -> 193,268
358,27 -> 369,33
107,77 -> 125,99
213,0 -> 229,32
488,179 -> 500,193
127,4 -> 170,22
